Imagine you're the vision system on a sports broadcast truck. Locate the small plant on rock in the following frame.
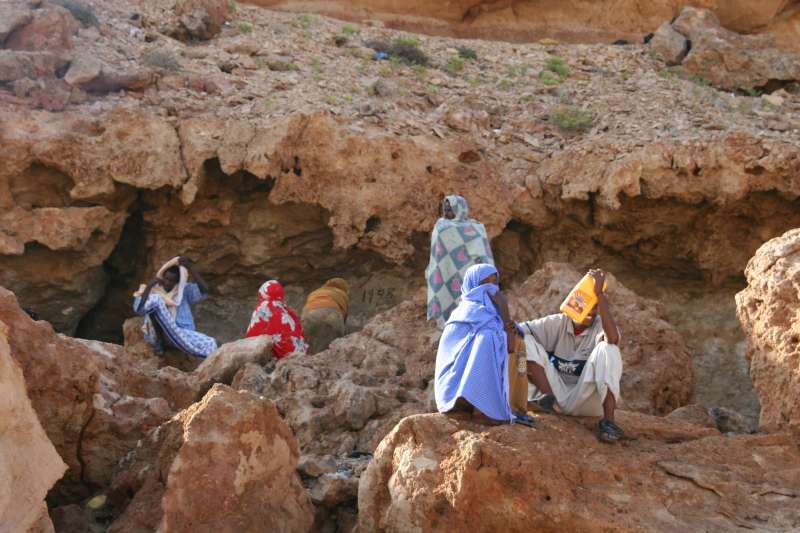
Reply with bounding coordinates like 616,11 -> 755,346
53,0 -> 98,27
457,46 -> 477,60
550,106 -> 594,130
295,15 -> 316,29
366,39 -> 429,66
539,57 -> 569,86
237,21 -> 253,33
142,50 -> 181,71
342,24 -> 359,35
446,56 -> 465,74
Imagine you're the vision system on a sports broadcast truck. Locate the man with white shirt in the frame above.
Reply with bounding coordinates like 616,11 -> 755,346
518,269 -> 624,443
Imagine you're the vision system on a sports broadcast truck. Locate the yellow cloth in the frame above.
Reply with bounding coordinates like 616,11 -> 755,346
302,278 -> 349,318
508,335 -> 529,413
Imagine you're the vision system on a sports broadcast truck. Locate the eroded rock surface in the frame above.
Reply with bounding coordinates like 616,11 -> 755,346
359,413 -> 800,532
0,320 -> 67,533
248,0 -> 800,51
0,287 -> 195,500
109,384 -> 314,533
736,227 -> 800,435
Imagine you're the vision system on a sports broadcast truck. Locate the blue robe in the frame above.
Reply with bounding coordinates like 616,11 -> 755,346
434,264 -> 511,422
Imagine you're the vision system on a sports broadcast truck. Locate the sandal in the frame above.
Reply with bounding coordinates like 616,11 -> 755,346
598,419 -> 622,443
513,412 -> 538,428
531,394 -> 557,415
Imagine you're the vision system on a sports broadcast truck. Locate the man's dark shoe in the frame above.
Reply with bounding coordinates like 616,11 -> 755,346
531,394 -> 557,415
598,419 -> 622,443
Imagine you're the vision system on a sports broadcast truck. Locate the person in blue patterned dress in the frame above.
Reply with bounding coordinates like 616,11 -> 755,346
133,256 -> 217,358
426,195 -> 494,327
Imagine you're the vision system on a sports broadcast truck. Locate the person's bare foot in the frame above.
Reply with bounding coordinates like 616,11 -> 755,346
470,410 -> 505,426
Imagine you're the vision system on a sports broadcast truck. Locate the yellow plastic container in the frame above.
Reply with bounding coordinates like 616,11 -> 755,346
560,274 -> 607,323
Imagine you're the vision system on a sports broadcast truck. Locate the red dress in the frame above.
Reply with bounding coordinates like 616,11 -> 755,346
245,280 -> 308,359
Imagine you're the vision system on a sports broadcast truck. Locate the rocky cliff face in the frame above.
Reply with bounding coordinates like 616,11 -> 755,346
2,0 -> 800,529
246,0 -> 800,51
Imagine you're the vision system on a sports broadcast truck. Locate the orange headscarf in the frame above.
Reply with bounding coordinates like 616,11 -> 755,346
302,278 -> 349,318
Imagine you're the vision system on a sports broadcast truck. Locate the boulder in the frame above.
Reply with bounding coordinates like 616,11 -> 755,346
4,5 -> 80,51
63,55 -> 103,86
736,227 -> 800,434
109,384 -> 314,533
194,335 -> 273,397
666,403 -> 717,429
0,3 -> 33,43
0,320 -> 67,533
260,291 -> 440,456
0,287 -> 195,500
0,50 -> 68,82
359,413 -> 800,531
508,262 -> 695,415
139,0 -> 233,41
649,21 -> 688,65
231,361 -> 270,393
671,7 -> 800,91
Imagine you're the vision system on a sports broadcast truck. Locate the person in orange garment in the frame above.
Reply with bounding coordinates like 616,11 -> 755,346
301,278 -> 349,354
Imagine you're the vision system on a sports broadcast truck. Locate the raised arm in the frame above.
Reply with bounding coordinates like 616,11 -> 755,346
179,256 -> 209,294
589,269 -> 619,345
136,278 -> 161,315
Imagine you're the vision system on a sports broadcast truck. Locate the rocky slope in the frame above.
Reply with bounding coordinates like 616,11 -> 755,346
359,413 -> 800,532
248,0 -> 800,51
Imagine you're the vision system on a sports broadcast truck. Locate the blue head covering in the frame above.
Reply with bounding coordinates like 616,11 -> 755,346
447,264 -> 501,328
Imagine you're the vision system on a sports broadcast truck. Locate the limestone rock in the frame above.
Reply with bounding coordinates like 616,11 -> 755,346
508,262 -> 695,415
0,50 -> 68,82
251,0 -> 800,52
140,0 -> 233,41
649,21 -> 688,66
64,55 -> 103,86
0,287 -> 195,500
0,3 -> 33,43
0,320 -> 67,533
109,384 -> 314,533
260,291 -> 440,456
736,227 -> 800,434
359,413 -> 800,531
4,5 -> 80,51
194,335 -> 273,397
666,403 -> 717,429
672,7 -> 800,91
231,361 -> 269,394
309,472 -> 359,507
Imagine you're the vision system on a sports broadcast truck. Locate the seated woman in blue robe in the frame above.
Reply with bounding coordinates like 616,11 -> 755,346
434,263 -> 516,424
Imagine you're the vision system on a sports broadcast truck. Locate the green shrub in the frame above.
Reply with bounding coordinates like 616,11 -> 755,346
237,21 -> 253,33
366,39 -> 429,66
457,46 -> 477,60
53,0 -> 98,27
295,15 -> 315,29
539,57 -> 569,86
342,24 -> 359,35
393,36 -> 420,47
142,50 -> 181,71
446,56 -> 465,74
544,57 -> 569,77
550,106 -> 594,130
506,64 -> 529,77
538,70 -> 561,86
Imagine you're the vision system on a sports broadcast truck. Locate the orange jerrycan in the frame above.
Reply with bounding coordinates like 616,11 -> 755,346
560,273 -> 607,323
